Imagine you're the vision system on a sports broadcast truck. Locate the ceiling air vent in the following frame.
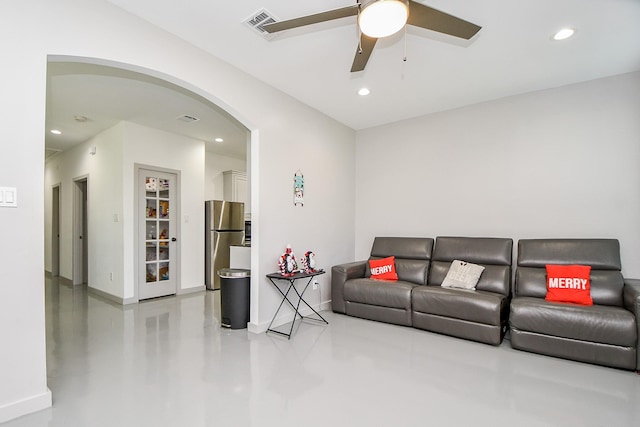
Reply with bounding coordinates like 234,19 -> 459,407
243,9 -> 278,39
176,114 -> 200,123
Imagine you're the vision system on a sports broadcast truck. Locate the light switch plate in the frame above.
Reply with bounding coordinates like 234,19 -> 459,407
0,187 -> 17,207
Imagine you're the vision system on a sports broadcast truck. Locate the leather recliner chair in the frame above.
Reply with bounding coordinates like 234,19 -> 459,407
331,237 -> 434,326
510,239 -> 640,371
411,236 -> 513,345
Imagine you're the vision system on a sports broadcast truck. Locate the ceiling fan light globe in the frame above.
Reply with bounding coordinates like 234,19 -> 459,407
359,0 -> 409,38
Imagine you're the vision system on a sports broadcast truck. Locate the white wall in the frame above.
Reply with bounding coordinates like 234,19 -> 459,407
255,108 -> 356,326
355,71 -> 640,277
0,11 -> 51,418
0,1 -> 355,421
45,123 -> 125,295
204,153 -> 246,201
45,121 -> 206,301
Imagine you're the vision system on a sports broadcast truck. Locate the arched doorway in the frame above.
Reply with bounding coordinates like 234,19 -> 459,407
43,55 -> 259,313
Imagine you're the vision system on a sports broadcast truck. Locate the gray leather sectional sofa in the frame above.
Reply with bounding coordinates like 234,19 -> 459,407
332,236 -> 640,371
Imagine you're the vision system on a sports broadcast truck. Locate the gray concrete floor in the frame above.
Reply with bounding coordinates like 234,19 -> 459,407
4,277 -> 640,426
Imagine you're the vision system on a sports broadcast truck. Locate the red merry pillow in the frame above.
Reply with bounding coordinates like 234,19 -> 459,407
369,256 -> 398,281
545,264 -> 593,305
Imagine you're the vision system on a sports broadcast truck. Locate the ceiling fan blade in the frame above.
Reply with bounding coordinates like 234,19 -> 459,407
351,35 -> 378,72
263,5 -> 359,33
407,1 -> 481,39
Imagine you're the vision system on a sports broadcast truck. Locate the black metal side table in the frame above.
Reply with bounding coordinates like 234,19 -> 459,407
266,270 -> 328,339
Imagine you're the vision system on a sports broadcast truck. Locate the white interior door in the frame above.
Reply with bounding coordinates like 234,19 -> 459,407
139,169 -> 178,300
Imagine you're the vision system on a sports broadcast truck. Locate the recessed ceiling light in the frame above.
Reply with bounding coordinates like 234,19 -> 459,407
553,28 -> 575,41
215,137 -> 224,143
74,115 -> 88,122
50,129 -> 62,135
358,88 -> 371,96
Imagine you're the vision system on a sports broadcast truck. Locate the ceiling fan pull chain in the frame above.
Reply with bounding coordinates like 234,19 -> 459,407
403,25 -> 408,62
357,3 -> 363,54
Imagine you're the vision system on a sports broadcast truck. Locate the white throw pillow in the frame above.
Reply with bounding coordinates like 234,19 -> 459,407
441,260 -> 485,290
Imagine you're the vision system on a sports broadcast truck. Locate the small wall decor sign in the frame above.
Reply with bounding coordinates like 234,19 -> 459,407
294,170 -> 304,206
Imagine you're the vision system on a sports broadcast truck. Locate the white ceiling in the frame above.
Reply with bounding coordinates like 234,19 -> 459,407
47,0 -> 640,157
102,0 -> 640,130
46,62 -> 249,159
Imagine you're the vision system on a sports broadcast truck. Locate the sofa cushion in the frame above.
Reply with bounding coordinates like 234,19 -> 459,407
429,237 -> 512,296
517,267 -> 624,307
441,260 -> 485,290
518,239 -> 622,270
365,237 -> 433,285
344,278 -> 417,309
545,264 -> 593,306
510,297 -> 637,347
412,286 -> 507,326
369,256 -> 398,281
431,262 -> 511,296
516,239 -> 624,307
370,237 -> 433,260
432,236 -> 512,266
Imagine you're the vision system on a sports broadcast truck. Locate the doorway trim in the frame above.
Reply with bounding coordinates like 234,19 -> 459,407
47,55 -> 261,326
72,175 -> 89,286
134,163 -> 182,302
51,183 -> 61,277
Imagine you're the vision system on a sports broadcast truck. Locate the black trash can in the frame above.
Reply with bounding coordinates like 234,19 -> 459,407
218,268 -> 251,329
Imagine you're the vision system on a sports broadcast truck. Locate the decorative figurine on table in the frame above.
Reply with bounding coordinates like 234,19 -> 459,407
278,244 -> 298,276
302,251 -> 317,273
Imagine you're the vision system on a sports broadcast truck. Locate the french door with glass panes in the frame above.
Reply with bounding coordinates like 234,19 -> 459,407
139,168 -> 178,300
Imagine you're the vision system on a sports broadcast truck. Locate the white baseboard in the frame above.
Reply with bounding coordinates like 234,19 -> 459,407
248,299 -> 332,334
90,285 -> 206,305
87,286 -> 133,305
247,322 -> 263,334
0,388 -> 52,423
123,296 -> 138,305
58,276 -> 73,286
178,285 -> 206,295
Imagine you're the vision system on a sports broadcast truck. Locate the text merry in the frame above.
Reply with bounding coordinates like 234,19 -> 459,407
371,265 -> 393,275
548,277 -> 588,290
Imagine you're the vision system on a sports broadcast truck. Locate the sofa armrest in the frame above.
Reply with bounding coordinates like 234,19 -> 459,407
623,279 -> 640,312
331,261 -> 367,314
623,279 -> 640,370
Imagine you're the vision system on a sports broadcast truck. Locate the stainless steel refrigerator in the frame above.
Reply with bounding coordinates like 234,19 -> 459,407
205,200 -> 245,290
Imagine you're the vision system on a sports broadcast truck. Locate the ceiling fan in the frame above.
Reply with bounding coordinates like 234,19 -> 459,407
263,0 -> 481,73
